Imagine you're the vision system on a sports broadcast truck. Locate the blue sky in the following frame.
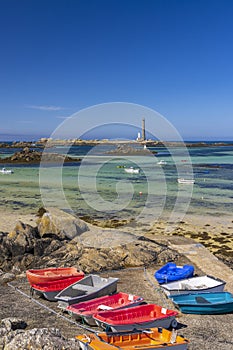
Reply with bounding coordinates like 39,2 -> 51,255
0,0 -> 233,140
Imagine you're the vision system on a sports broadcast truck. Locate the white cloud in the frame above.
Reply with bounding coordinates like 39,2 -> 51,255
25,104 -> 64,111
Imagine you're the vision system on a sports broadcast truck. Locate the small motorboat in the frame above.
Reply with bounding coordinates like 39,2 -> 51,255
177,178 -> 195,184
154,263 -> 194,284
170,291 -> 233,314
26,267 -> 84,285
93,304 -> 178,332
157,160 -> 167,165
161,275 -> 226,296
30,275 -> 85,301
124,167 -> 140,174
55,274 -> 119,309
76,328 -> 189,349
0,167 -> 14,174
67,292 -> 144,326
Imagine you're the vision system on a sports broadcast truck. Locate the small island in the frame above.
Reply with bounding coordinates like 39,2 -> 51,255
0,147 -> 81,164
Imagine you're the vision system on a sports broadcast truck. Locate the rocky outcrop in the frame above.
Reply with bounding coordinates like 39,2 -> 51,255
0,142 -> 40,149
0,208 -> 179,274
37,208 -> 89,239
106,144 -> 156,155
0,318 -> 79,350
0,147 -> 81,164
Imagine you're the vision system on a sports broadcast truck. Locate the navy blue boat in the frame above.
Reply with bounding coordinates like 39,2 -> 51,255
170,292 -> 233,314
154,263 -> 194,284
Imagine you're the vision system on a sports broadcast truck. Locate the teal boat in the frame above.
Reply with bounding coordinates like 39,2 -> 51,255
170,292 -> 233,314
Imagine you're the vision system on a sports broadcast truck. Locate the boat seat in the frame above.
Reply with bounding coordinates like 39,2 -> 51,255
195,284 -> 208,289
73,284 -> 97,292
195,296 -> 211,304
180,283 -> 192,290
45,272 -> 56,276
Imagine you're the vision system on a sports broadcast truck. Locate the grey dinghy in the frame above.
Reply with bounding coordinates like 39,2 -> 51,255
161,275 -> 226,296
55,274 -> 118,309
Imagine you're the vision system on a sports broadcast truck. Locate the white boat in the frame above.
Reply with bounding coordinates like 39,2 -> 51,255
0,167 -> 14,174
55,274 -> 119,309
124,167 -> 140,174
157,160 -> 167,165
177,178 -> 194,184
161,275 -> 226,296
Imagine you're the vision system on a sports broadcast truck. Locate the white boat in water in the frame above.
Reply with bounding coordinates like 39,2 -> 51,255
124,167 -> 140,174
161,275 -> 226,296
0,167 -> 14,174
157,160 -> 167,165
177,178 -> 194,184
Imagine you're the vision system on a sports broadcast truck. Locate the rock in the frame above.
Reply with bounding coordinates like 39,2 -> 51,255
0,273 -> 16,284
37,208 -> 89,240
106,144 -> 154,155
0,148 -> 81,164
0,208 -> 181,274
2,327 -> 80,350
1,318 -> 27,332
5,221 -> 38,256
33,238 -> 55,256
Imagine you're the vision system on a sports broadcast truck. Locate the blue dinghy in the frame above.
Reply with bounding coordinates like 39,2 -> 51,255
154,263 -> 194,284
170,292 -> 233,314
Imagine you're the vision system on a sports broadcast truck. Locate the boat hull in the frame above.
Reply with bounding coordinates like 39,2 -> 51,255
124,168 -> 140,174
161,275 -> 226,296
32,288 -> 60,302
26,267 -> 84,285
177,178 -> 195,184
67,292 -> 144,326
94,316 -> 177,332
55,274 -> 119,309
76,328 -> 189,350
170,292 -> 233,314
30,275 -> 84,301
93,304 -> 178,332
155,263 -> 194,284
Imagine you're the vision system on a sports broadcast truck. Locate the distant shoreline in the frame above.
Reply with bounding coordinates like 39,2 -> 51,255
0,139 -> 233,149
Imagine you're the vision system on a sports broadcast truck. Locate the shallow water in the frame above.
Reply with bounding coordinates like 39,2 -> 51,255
0,144 -> 232,224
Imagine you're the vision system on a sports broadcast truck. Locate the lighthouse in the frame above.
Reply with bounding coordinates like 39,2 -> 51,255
142,118 -> 145,141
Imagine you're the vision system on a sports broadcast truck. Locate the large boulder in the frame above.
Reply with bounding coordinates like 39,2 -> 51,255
0,318 -> 80,350
37,208 -> 89,240
4,221 -> 38,257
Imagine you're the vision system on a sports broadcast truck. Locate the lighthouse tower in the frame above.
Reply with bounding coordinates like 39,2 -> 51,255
142,118 -> 146,141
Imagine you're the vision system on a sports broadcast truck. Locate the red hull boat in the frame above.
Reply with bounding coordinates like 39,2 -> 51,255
94,304 -> 178,332
31,275 -> 84,301
67,292 -> 144,325
26,267 -> 84,285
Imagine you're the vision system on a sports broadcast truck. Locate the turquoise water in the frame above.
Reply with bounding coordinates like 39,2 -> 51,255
0,144 -> 232,222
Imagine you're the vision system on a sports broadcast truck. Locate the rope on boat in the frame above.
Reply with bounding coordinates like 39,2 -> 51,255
7,282 -> 97,334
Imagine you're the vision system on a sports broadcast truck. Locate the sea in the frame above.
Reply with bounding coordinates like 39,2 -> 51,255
0,142 -> 232,225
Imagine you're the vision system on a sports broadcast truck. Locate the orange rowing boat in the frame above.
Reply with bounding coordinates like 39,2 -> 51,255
76,328 -> 189,349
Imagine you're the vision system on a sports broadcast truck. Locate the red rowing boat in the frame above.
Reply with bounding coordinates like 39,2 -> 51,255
26,267 -> 84,285
94,304 -> 178,332
31,275 -> 85,301
67,292 -> 144,325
